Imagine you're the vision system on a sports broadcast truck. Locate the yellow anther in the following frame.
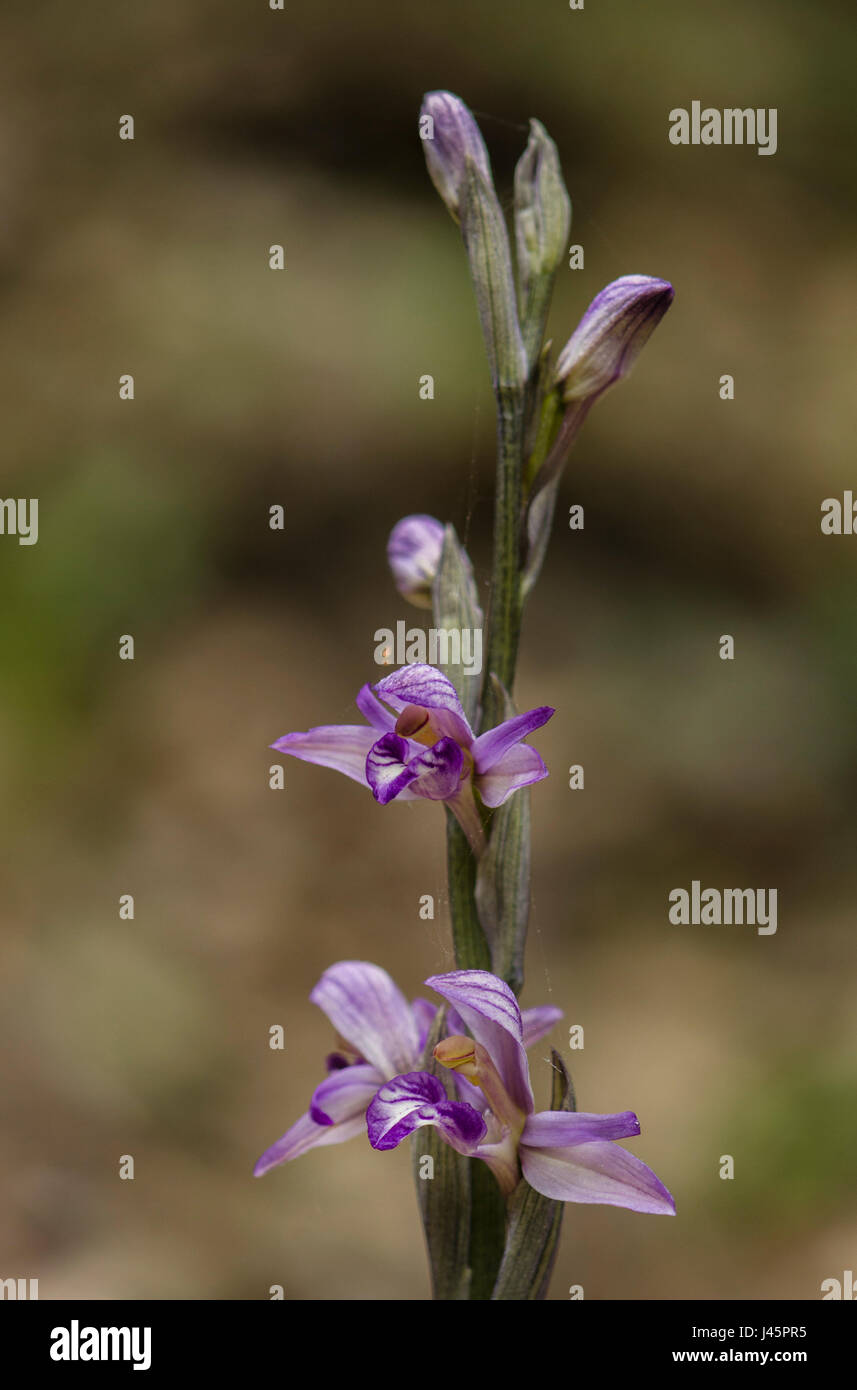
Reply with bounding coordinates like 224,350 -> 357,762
433,1035 -> 481,1085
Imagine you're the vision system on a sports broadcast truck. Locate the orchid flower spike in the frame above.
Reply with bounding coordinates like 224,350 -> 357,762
367,970 -> 675,1215
271,664 -> 554,856
254,960 -> 562,1177
387,514 -> 446,609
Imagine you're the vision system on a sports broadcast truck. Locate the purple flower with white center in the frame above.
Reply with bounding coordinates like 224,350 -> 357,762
554,275 -> 674,406
271,663 -> 554,856
366,970 -> 675,1215
387,514 -> 446,609
254,959 -> 562,1178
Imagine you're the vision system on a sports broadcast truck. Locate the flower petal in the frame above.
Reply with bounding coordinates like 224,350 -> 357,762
471,706 -> 554,772
476,743 -> 548,808
554,275 -> 674,405
520,1139 -> 675,1214
253,1107 -> 368,1177
366,733 -> 418,804
366,1071 -> 487,1154
309,1064 -> 386,1125
310,961 -> 421,1079
374,664 -> 473,745
521,1005 -> 563,1048
521,1109 -> 641,1148
404,737 -> 464,801
425,970 -> 534,1114
411,998 -> 437,1051
271,725 -> 379,789
356,683 -> 398,733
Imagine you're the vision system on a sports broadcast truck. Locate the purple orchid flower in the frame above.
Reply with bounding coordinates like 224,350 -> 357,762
271,663 -> 554,855
366,970 -> 675,1215
254,959 -> 562,1177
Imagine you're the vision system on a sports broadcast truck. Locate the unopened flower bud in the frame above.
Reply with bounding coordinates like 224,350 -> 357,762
514,119 -> 571,299
387,514 -> 445,608
419,91 -> 493,224
554,275 -> 674,404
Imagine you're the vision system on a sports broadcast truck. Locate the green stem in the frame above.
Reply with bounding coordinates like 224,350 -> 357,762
480,386 -> 526,730
445,812 -> 491,971
468,1162 -> 508,1299
445,811 -> 502,1300
448,378 -> 529,1300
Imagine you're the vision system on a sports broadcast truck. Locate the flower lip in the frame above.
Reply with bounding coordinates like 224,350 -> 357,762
366,731 -> 464,806
366,1069 -> 488,1154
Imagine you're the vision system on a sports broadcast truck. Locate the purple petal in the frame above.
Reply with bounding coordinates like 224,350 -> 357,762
254,1107 -> 369,1177
522,1109 -> 641,1148
425,970 -> 534,1115
471,706 -> 554,773
411,998 -> 437,1051
521,1139 -> 676,1214
367,1071 -> 487,1154
475,743 -> 548,808
451,1069 -> 487,1113
271,725 -> 379,789
521,1005 -> 563,1048
310,961 -> 421,1080
446,1005 -> 467,1036
554,275 -> 674,405
374,664 -> 473,745
356,683 -> 398,733
403,737 -> 464,801
366,733 -> 418,804
309,1064 -> 386,1125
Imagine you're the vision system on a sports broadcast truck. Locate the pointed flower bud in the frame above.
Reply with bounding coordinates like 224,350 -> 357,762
554,275 -> 674,405
420,91 -> 493,225
514,119 -> 571,304
387,514 -> 446,609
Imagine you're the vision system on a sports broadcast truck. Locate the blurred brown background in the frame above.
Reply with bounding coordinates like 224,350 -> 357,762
1,0 -> 855,1300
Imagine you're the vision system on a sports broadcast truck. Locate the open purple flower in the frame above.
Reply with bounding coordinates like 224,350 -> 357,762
271,664 -> 554,855
367,970 -> 675,1215
254,959 -> 562,1177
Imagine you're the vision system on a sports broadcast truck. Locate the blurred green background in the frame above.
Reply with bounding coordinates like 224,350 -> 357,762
1,0 -> 856,1300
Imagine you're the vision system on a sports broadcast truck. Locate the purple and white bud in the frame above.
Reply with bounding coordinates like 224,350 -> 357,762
419,91 -> 493,224
387,514 -> 446,608
554,275 -> 674,405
